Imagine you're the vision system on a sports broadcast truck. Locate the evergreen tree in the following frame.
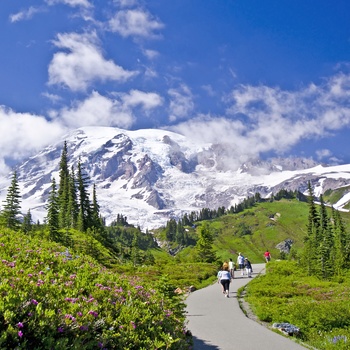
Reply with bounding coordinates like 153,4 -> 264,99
22,209 -> 33,233
318,195 -> 333,278
46,177 -> 60,240
196,224 -> 216,263
165,219 -> 177,241
76,159 -> 92,232
131,233 -> 142,266
1,171 -> 22,229
91,183 -> 103,230
67,166 -> 79,229
58,142 -> 70,229
303,181 -> 320,275
175,221 -> 185,245
332,208 -> 349,275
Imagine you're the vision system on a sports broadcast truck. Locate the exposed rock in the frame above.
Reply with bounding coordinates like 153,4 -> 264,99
276,239 -> 293,254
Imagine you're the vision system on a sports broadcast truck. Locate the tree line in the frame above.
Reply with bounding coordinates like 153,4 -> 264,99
162,189 -> 306,246
0,142 -> 157,265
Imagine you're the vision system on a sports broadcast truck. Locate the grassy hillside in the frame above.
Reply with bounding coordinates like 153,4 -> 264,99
179,198 -> 350,265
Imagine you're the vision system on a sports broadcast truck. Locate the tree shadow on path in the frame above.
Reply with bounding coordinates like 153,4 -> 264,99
192,336 -> 221,349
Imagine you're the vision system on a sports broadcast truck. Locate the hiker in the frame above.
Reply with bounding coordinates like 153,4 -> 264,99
264,250 -> 271,263
244,257 -> 253,278
217,268 -> 224,294
237,252 -> 245,275
217,262 -> 231,297
228,258 -> 235,279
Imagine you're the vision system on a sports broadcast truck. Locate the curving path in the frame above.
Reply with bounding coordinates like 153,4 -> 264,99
185,264 -> 308,350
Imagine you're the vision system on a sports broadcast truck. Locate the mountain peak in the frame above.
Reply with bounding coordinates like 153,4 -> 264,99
1,126 -> 350,230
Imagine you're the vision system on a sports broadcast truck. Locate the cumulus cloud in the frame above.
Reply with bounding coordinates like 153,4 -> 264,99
49,90 -> 162,129
10,7 -> 43,23
48,31 -> 138,91
45,0 -> 92,8
168,84 -> 194,122
118,89 -> 163,110
171,72 -> 350,166
109,9 -> 164,39
0,106 -> 66,175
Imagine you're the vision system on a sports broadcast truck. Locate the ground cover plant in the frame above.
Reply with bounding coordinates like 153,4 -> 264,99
244,261 -> 350,350
0,229 -> 192,349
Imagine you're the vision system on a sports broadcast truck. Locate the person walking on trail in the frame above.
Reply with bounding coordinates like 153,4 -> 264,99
217,268 -> 224,294
264,250 -> 271,263
228,258 -> 235,279
237,252 -> 245,275
217,262 -> 231,297
244,257 -> 253,278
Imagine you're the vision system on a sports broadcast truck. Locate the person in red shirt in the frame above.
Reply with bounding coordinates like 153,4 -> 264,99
264,250 -> 271,263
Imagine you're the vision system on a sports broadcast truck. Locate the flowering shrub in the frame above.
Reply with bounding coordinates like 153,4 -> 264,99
0,229 -> 192,349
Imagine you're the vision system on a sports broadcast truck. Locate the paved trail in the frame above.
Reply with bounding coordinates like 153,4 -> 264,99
185,264 -> 308,350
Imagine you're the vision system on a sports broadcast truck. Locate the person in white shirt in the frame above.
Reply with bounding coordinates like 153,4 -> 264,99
217,262 -> 232,297
228,258 -> 235,279
237,252 -> 245,275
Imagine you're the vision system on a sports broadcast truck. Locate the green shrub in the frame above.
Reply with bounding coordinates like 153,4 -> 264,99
245,261 -> 350,350
0,230 -> 192,349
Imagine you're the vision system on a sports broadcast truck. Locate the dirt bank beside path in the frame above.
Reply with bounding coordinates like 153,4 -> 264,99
185,263 -> 308,350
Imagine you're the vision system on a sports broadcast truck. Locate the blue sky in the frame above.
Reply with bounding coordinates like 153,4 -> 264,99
1,0 -> 350,175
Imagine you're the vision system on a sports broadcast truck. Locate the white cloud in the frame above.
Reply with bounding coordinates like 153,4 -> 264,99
42,92 -> 63,103
50,90 -> 162,129
109,9 -> 164,39
45,0 -> 92,8
142,49 -> 159,60
316,149 -> 332,160
10,7 -> 43,23
48,31 -> 138,91
0,106 -> 66,175
113,0 -> 139,8
171,72 -> 350,163
119,90 -> 163,110
168,84 -> 194,122
51,91 -> 134,129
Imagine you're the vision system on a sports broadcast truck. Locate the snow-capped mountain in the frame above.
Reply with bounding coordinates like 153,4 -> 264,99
1,126 -> 350,230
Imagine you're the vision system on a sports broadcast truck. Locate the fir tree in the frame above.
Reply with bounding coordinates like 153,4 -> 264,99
165,219 -> 177,241
22,209 -> 32,233
196,224 -> 216,263
1,171 -> 22,229
303,181 -> 320,275
332,208 -> 349,275
76,159 -> 92,232
175,221 -> 185,245
131,233 -> 142,266
318,195 -> 333,278
58,142 -> 70,230
91,183 -> 103,230
46,177 -> 60,241
67,166 -> 79,229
